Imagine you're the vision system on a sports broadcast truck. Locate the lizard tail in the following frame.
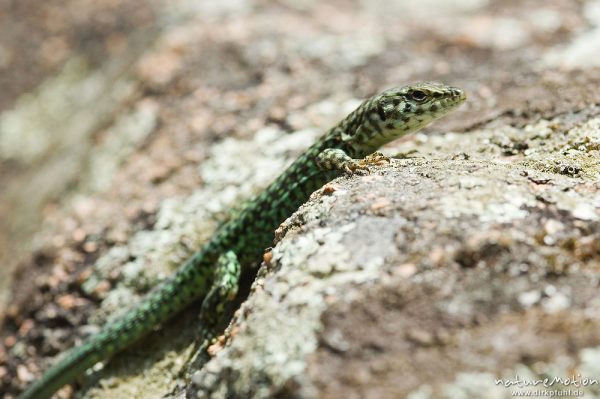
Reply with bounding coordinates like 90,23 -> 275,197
18,251 -> 213,399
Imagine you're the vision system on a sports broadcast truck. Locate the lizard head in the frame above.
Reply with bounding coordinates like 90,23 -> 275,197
379,82 -> 466,132
345,82 -> 466,154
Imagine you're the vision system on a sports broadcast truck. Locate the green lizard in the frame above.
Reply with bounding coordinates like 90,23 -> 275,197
18,82 -> 466,399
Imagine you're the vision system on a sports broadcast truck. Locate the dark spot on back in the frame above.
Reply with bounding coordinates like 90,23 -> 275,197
415,108 -> 424,115
392,98 -> 400,106
386,122 -> 394,129
376,103 -> 386,121
430,104 -> 438,112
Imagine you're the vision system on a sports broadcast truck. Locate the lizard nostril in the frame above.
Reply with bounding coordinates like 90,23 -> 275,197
453,88 -> 466,98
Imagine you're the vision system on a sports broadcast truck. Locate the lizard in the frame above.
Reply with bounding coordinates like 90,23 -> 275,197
17,82 -> 466,399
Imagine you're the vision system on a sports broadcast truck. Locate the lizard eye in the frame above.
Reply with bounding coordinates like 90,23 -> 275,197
409,90 -> 427,102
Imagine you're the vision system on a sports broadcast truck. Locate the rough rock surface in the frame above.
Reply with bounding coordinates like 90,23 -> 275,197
1,0 -> 600,398
189,120 -> 600,398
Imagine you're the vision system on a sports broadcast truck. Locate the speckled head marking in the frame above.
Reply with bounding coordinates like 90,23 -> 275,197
342,82 -> 466,154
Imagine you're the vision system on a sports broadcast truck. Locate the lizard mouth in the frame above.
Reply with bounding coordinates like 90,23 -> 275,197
429,87 -> 466,117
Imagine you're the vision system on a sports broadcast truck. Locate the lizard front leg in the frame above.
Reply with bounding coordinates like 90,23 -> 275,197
316,148 -> 390,174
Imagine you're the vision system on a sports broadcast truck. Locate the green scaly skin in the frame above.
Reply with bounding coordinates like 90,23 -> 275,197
18,82 -> 466,399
